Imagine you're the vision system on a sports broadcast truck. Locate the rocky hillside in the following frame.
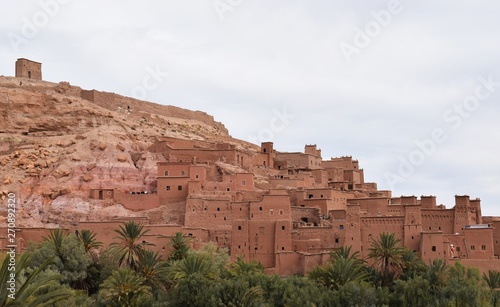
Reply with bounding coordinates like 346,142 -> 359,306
0,76 -> 258,227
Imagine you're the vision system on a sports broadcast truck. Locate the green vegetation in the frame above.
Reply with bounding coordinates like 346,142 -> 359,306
2,225 -> 499,306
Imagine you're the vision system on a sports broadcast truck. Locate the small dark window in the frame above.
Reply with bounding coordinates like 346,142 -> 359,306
227,188 -> 230,191
339,225 -> 344,230
181,171 -> 185,176
166,186 -> 170,191
195,174 -> 199,179
281,246 -> 285,250
282,226 -> 285,230
471,245 -> 475,250
432,246 -> 436,252
456,246 -> 461,252
238,226 -> 242,230
178,185 -> 182,191
217,208 -> 220,211
259,206 -> 263,211
335,238 -> 339,243
164,171 -> 169,176
481,245 -> 486,250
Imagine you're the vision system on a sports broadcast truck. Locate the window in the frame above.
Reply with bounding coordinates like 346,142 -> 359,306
339,225 -> 344,230
432,246 -> 436,252
177,185 -> 182,191
456,246 -> 461,252
282,247 -> 285,250
320,194 -> 324,198
238,226 -> 242,230
481,245 -> 486,250
217,208 -> 220,211
335,238 -> 339,243
471,245 -> 475,251
164,171 -> 169,176
259,206 -> 263,211
308,194 -> 313,199
279,209 -> 284,215
166,186 -> 170,191
241,180 -> 246,186
270,209 -> 274,216
281,226 -> 285,230
195,174 -> 199,179
181,171 -> 185,176
226,188 -> 230,191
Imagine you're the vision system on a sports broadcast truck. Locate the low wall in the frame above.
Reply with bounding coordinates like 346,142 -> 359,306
114,192 -> 159,211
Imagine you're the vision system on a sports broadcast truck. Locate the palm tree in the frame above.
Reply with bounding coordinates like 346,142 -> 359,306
483,270 -> 500,290
367,232 -> 405,286
138,250 -> 169,291
166,232 -> 190,261
400,248 -> 426,280
227,256 -> 264,277
76,229 -> 103,263
42,229 -> 67,264
98,268 -> 152,307
0,252 -> 74,306
425,258 -> 447,292
484,270 -> 500,306
310,245 -> 368,290
168,253 -> 214,282
109,221 -> 155,270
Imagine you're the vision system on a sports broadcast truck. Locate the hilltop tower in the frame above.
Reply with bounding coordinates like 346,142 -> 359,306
15,58 -> 42,80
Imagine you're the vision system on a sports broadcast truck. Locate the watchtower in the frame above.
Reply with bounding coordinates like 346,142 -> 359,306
15,58 -> 42,80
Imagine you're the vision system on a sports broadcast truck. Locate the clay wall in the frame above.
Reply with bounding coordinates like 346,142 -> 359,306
348,197 -> 391,216
157,162 -> 191,177
15,58 -> 42,80
114,192 -> 159,211
275,252 -> 302,275
453,195 -> 472,234
420,232 -> 445,263
275,152 -> 322,170
482,217 -> 500,258
291,207 -> 321,225
322,156 -> 357,169
209,228 -> 232,249
300,252 -> 331,275
311,169 -> 328,186
344,169 -> 363,185
0,227 -> 51,252
185,197 -> 232,228
293,226 -> 340,252
300,199 -> 330,216
89,188 -> 114,200
420,195 -> 437,209
421,209 -> 455,233
360,216 -> 404,257
249,194 -> 291,220
231,219 -> 250,260
157,177 -> 189,200
462,226 -> 495,259
79,90 -> 226,131
275,220 -> 292,252
325,167 -> 344,182
403,205 -> 423,252
248,220 -> 276,267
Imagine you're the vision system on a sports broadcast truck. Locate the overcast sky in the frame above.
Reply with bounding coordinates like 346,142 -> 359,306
2,1 -> 499,215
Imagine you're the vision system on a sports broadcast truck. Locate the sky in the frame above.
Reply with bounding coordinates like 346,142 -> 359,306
1,1 -> 499,215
